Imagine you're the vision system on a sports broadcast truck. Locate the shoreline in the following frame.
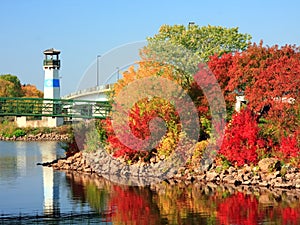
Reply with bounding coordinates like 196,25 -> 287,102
43,149 -> 300,190
0,132 -> 69,141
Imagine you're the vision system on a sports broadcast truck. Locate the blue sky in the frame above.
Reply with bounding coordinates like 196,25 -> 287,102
1,0 -> 299,96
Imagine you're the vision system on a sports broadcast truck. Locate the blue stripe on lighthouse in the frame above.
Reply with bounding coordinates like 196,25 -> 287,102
44,79 -> 60,87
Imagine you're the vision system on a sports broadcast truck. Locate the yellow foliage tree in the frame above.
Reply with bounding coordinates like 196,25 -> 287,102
113,61 -> 182,98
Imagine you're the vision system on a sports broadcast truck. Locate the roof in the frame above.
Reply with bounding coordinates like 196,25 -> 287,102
43,48 -> 61,55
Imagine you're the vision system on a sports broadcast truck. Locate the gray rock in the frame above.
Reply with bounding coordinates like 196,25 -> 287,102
252,175 -> 261,184
206,171 -> 219,182
259,181 -> 269,187
195,174 -> 206,181
294,179 -> 300,188
258,158 -> 281,173
285,173 -> 296,181
228,166 -> 236,174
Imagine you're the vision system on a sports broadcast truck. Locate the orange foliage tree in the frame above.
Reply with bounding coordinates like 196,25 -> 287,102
113,61 -> 181,96
0,74 -> 43,98
21,84 -> 43,98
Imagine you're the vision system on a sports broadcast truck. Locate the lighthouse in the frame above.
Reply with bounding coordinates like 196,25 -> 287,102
42,48 -> 63,127
15,48 -> 64,127
43,48 -> 61,99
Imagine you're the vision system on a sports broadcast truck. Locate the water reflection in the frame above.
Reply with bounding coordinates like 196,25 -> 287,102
1,141 -> 300,224
64,172 -> 162,224
0,142 -> 18,183
0,141 -> 65,217
66,172 -> 300,225
39,142 -> 61,216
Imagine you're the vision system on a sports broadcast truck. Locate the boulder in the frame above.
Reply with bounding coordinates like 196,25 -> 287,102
223,175 -> 236,184
258,158 -> 281,173
206,171 -> 219,182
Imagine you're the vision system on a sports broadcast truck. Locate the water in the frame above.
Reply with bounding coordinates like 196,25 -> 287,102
0,141 -> 102,224
1,141 -> 300,224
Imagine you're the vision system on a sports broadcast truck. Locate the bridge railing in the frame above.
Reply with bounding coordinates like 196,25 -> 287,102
0,97 -> 111,119
62,84 -> 113,100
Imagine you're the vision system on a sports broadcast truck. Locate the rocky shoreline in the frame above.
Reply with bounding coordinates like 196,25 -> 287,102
0,132 -> 69,141
43,148 -> 300,189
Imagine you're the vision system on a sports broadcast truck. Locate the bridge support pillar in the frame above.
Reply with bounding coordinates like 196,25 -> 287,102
15,117 -> 27,127
46,117 -> 64,127
15,117 -> 64,128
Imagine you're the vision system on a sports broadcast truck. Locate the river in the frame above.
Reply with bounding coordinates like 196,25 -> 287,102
1,141 -> 300,224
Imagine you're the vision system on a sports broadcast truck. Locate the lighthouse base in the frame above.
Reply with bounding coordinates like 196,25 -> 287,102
15,117 -> 64,128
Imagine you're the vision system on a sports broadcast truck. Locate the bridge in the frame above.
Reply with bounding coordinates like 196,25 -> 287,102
0,97 -> 111,119
62,84 -> 113,101
0,83 -> 114,127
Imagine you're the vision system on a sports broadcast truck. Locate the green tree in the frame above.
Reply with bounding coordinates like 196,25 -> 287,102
141,24 -> 252,87
0,74 -> 23,97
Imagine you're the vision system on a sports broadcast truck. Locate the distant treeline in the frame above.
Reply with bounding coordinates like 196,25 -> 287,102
0,74 -> 43,98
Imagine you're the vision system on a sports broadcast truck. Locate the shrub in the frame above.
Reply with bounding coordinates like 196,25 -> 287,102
274,132 -> 300,166
0,120 -> 17,138
103,97 -> 181,161
60,122 -> 90,156
188,140 -> 209,167
12,129 -> 26,138
219,109 -> 266,166
280,133 -> 299,158
84,126 -> 102,153
101,118 -> 137,159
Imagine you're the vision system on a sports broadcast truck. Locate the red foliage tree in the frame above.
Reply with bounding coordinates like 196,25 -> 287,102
103,97 -> 181,159
209,42 -> 300,158
219,109 -> 266,166
209,42 -> 300,131
208,53 -> 235,113
274,132 -> 300,166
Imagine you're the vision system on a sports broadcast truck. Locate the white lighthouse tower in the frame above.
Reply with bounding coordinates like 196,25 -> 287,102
42,48 -> 63,127
43,48 -> 61,99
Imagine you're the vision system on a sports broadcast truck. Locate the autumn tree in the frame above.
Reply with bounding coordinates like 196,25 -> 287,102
209,42 -> 300,141
106,62 -> 180,158
100,61 -> 200,160
0,79 -> 15,97
21,84 -> 43,98
139,24 -> 251,122
0,74 -> 23,97
0,74 -> 43,98
219,109 -> 266,166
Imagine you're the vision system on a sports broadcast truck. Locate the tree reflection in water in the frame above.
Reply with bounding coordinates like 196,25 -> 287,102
65,172 -> 300,225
